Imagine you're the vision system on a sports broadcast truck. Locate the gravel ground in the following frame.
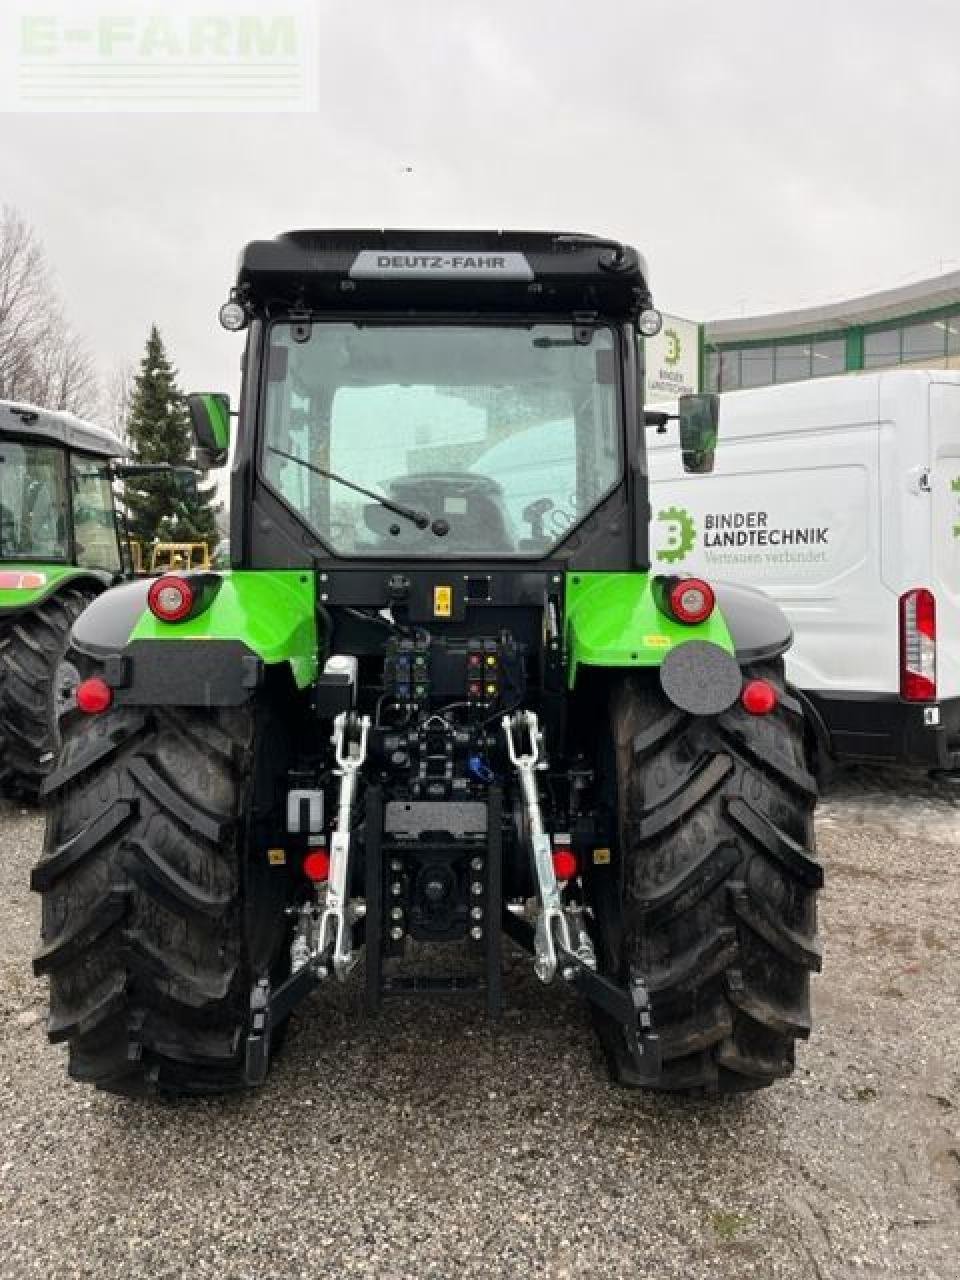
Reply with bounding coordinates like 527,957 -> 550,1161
1,768 -> 959,1279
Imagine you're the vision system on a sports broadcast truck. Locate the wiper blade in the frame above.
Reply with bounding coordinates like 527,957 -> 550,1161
267,446 -> 430,530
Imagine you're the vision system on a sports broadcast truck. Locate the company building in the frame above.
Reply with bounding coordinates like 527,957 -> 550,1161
700,270 -> 960,393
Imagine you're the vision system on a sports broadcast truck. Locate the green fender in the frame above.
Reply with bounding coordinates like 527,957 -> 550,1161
129,570 -> 319,688
71,570 -> 319,690
0,564 -> 112,614
564,571 -> 734,687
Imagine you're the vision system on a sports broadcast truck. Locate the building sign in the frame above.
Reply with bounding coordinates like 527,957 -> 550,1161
645,314 -> 700,404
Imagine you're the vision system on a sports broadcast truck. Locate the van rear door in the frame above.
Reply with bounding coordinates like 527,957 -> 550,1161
929,380 -> 960,700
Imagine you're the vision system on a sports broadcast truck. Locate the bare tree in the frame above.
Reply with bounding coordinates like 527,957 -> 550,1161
100,360 -> 136,442
0,204 -> 99,416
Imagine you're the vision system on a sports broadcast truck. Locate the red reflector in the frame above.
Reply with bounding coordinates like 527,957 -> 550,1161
75,677 -> 113,714
741,679 -> 777,716
303,849 -> 330,883
147,575 -> 194,622
552,849 -> 578,881
668,578 -> 715,625
900,588 -> 936,702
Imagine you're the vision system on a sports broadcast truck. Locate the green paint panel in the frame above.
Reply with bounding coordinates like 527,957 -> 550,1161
564,571 -> 734,686
0,564 -> 95,613
130,570 -> 319,688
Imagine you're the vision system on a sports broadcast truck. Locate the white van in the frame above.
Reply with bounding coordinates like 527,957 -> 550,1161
648,370 -> 960,772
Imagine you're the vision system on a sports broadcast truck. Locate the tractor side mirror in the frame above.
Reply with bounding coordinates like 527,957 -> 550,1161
678,393 -> 719,475
186,393 -> 231,469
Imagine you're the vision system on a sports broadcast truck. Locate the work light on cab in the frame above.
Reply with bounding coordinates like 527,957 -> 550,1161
668,578 -> 716,625
147,575 -> 194,622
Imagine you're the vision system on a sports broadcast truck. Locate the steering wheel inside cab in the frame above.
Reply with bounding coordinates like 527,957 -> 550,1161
363,472 -> 516,553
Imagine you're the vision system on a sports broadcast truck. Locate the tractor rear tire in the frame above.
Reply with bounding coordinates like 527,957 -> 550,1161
0,588 -> 97,799
31,691 -> 294,1096
594,659 -> 822,1094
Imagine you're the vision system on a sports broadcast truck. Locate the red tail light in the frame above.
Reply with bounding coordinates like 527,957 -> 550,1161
552,848 -> 578,881
741,678 -> 777,715
668,577 -> 716,625
900,588 -> 936,702
75,677 -> 113,714
303,848 -> 330,883
147,575 -> 194,622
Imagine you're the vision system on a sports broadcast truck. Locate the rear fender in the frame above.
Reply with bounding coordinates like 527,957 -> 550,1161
0,565 -> 111,616
70,570 -> 318,703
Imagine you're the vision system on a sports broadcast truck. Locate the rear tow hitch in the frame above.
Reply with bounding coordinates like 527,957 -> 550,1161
245,710 -> 371,1085
502,708 -> 660,1082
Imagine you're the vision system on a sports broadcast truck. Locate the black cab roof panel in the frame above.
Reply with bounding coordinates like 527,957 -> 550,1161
236,229 -> 652,317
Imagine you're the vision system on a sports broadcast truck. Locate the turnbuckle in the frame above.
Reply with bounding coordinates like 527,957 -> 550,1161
316,710 -> 370,980
502,710 -> 595,984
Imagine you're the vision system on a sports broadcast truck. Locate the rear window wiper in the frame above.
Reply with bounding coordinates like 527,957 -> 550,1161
267,446 -> 431,530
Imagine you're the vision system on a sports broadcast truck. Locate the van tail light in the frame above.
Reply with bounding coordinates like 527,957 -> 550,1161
899,588 -> 936,702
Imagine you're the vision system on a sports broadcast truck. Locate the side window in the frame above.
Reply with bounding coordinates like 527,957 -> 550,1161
71,456 -> 121,572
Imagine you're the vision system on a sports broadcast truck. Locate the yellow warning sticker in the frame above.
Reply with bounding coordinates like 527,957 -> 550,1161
592,847 -> 612,865
642,634 -> 672,649
434,585 -> 453,617
267,848 -> 286,866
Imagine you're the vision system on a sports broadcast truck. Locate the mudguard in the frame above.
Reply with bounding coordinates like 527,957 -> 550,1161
564,572 -> 791,688
564,571 -> 735,686
71,570 -> 319,700
0,565 -> 112,615
710,581 -> 793,665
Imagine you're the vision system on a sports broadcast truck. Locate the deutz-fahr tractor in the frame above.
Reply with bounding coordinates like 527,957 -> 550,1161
0,401 -> 131,797
32,232 -> 822,1097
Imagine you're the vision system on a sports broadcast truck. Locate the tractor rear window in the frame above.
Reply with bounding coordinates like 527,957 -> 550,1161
261,321 -> 622,557
0,442 -> 68,561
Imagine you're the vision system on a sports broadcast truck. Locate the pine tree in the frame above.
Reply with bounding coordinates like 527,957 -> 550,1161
124,325 -> 220,548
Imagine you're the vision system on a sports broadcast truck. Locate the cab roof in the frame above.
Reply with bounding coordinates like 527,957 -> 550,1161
236,229 -> 653,318
0,400 -> 128,459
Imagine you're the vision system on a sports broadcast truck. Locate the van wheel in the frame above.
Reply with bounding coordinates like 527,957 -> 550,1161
592,659 -> 823,1093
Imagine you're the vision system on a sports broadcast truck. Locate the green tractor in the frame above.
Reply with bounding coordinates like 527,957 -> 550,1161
32,232 -> 822,1097
0,401 -> 133,797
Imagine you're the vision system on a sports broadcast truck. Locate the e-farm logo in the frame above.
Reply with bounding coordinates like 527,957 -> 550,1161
663,328 -> 682,367
655,505 -> 697,564
1,1 -> 318,112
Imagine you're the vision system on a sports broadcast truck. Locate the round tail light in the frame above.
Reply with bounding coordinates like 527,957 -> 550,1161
303,849 -> 330,883
552,848 -> 578,881
741,679 -> 778,716
669,578 -> 715,624
75,676 -> 113,714
147,575 -> 194,622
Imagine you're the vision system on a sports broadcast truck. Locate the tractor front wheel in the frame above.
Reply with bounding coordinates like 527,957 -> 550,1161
31,690 -> 294,1096
592,659 -> 823,1093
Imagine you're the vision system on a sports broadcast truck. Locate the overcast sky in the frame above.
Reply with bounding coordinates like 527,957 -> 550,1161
2,0 -> 958,403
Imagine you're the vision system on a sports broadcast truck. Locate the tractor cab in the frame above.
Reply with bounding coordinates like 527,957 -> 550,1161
0,400 -> 129,795
0,400 -> 127,583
